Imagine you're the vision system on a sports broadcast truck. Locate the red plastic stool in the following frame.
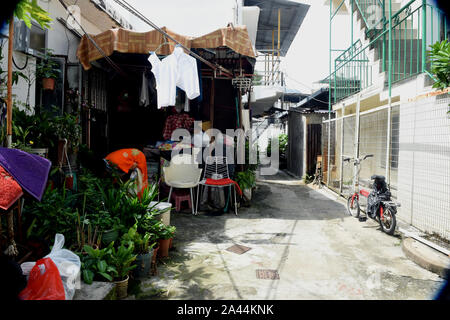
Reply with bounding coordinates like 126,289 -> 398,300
171,189 -> 192,212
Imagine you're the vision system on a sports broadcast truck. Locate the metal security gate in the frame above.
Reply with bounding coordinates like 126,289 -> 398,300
322,93 -> 450,240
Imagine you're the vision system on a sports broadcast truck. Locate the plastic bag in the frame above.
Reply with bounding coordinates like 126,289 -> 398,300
21,234 -> 81,300
19,257 -> 65,300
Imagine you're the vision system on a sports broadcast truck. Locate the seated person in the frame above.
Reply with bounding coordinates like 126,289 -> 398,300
104,148 -> 148,198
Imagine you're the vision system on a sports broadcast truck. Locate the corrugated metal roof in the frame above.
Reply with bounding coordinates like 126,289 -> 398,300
244,0 -> 310,56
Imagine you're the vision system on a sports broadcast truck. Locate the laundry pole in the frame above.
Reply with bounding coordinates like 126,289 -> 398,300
6,13 -> 14,148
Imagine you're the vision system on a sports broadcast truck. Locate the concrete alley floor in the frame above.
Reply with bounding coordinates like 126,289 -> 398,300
128,171 -> 444,300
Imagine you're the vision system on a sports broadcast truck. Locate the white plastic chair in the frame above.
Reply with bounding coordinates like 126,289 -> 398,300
163,153 -> 202,215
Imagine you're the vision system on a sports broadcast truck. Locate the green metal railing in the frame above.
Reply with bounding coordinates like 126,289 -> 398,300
354,0 -> 386,37
329,0 -> 449,104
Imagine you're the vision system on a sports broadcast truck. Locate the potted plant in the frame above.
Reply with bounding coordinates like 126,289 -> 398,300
53,110 -> 81,166
36,49 -> 61,91
80,242 -> 117,285
121,221 -> 156,278
96,210 -> 122,246
108,242 -> 137,299
235,169 -> 256,203
151,221 -> 176,258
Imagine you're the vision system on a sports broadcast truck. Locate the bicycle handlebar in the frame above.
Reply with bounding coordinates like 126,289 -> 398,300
342,154 -> 374,163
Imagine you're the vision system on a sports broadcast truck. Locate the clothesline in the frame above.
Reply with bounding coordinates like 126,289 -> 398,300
110,0 -> 235,78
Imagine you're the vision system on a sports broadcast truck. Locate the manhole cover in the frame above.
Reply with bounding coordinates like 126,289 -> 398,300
226,244 -> 251,255
256,269 -> 280,280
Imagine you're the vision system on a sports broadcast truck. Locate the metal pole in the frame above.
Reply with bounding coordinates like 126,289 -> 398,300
339,105 -> 345,195
272,29 -> 275,85
277,8 -> 281,85
354,94 -> 361,185
327,0 -> 332,186
386,0 -> 393,183
6,14 -> 14,148
421,0 -> 427,72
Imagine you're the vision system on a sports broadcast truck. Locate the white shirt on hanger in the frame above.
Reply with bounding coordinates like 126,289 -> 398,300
173,46 -> 200,100
148,47 -> 200,109
148,52 -> 177,108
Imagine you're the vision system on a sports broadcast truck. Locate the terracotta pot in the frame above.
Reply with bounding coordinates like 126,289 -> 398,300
158,239 -> 171,258
114,275 -> 129,300
42,78 -> 55,90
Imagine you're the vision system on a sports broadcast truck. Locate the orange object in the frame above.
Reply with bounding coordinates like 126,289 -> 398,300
105,148 -> 148,198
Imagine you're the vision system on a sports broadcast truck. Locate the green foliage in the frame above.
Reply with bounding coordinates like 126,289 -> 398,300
120,220 -> 156,255
235,169 -> 256,190
80,242 -> 117,284
303,173 -> 313,184
24,185 -> 79,244
108,242 -> 137,280
266,133 -> 288,157
427,40 -> 450,90
149,221 -> 176,240
14,0 -> 53,29
10,106 -> 58,150
36,48 -> 61,80
52,107 -> 81,150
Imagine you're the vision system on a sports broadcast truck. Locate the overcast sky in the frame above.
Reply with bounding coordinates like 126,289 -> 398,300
117,0 -> 351,94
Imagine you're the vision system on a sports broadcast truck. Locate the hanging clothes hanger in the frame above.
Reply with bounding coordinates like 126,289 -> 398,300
150,36 -> 176,55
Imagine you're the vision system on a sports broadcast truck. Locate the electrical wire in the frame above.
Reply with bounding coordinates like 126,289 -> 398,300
12,53 -> 28,70
57,0 -> 127,77
284,73 -> 331,105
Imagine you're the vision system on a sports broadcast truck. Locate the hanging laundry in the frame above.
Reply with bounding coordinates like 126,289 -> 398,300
163,112 -> 195,140
172,46 -> 200,100
148,47 -> 200,109
148,52 -> 177,108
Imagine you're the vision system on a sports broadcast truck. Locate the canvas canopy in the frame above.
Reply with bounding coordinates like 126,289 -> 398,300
77,26 -> 256,70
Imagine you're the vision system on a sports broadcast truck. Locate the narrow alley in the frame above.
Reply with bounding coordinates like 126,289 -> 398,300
129,171 -> 443,300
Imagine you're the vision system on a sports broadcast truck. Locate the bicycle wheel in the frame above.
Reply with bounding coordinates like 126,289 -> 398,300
379,205 -> 396,235
347,195 -> 360,218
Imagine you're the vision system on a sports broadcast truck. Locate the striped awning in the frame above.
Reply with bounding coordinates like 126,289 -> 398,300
77,26 -> 256,70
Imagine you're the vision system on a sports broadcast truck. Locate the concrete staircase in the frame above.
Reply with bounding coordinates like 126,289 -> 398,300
345,0 -> 422,91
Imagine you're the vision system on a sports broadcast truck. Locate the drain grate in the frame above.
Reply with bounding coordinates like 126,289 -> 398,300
226,244 -> 251,255
256,269 -> 280,280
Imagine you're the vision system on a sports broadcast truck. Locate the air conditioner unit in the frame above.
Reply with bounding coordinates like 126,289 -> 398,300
13,18 -> 46,56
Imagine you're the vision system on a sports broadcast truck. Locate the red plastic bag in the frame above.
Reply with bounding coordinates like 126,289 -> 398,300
19,258 -> 65,300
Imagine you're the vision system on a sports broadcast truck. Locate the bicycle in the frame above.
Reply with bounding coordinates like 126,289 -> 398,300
344,154 -> 400,235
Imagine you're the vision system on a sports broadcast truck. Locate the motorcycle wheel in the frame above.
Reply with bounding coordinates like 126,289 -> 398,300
347,196 -> 360,218
379,205 -> 396,235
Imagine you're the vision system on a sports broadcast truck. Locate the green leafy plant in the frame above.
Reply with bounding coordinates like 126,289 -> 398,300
36,48 -> 61,80
266,133 -> 288,157
14,0 -> 53,29
108,242 -> 137,281
121,220 -> 156,255
80,242 -> 117,284
24,184 -> 79,244
235,169 -> 256,190
149,221 -> 176,240
53,108 -> 81,150
427,39 -> 450,90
